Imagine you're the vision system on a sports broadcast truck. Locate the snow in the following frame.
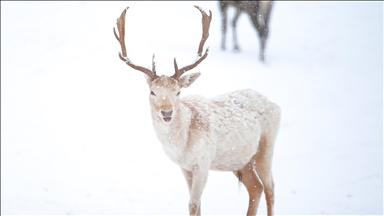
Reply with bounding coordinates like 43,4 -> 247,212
195,5 -> 206,14
123,56 -> 131,63
1,1 -> 382,215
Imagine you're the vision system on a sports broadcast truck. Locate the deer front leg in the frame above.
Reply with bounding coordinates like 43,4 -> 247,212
181,168 -> 193,194
188,166 -> 209,216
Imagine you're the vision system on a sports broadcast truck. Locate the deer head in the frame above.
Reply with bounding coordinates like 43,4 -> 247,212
114,6 -> 212,124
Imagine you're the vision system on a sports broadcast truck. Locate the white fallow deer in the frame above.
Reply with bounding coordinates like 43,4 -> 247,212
114,5 -> 281,216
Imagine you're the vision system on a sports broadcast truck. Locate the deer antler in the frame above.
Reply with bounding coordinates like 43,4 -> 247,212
171,5 -> 212,80
114,7 -> 159,80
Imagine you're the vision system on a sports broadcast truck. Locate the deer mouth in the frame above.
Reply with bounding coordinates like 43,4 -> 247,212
163,117 -> 172,123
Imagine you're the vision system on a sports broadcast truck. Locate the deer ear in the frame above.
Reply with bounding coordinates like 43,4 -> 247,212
179,73 -> 201,88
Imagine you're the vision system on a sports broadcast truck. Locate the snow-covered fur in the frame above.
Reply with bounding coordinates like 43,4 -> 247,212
147,74 -> 280,215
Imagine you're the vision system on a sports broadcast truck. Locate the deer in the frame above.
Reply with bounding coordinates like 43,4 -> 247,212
113,5 -> 281,216
219,0 -> 274,63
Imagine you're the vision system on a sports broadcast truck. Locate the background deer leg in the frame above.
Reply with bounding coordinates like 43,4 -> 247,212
258,29 -> 267,63
254,135 -> 277,216
234,160 -> 264,216
232,7 -> 242,52
257,2 -> 274,63
219,1 -> 229,50
188,168 -> 208,216
254,13 -> 267,63
258,13 -> 271,63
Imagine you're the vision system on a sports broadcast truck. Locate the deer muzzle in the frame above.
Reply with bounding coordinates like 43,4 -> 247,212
161,110 -> 173,123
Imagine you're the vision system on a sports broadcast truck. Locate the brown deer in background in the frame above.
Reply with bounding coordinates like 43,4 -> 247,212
219,1 -> 274,62
114,5 -> 280,216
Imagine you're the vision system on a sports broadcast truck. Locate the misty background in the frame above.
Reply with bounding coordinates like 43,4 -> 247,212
1,1 -> 383,215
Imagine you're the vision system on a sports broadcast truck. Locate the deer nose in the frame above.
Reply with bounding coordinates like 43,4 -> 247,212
161,110 -> 173,117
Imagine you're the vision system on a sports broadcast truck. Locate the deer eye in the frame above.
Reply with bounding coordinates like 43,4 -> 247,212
150,91 -> 156,96
176,91 -> 180,96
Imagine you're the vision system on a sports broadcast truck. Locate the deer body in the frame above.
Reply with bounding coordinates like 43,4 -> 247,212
151,86 -> 279,172
114,6 -> 280,216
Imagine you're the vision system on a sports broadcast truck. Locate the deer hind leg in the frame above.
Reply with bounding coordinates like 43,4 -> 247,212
254,133 -> 278,216
219,1 -> 229,50
234,160 -> 264,216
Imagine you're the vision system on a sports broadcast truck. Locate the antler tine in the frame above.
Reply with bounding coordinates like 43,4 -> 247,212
171,5 -> 212,80
152,53 -> 156,74
195,5 -> 212,56
114,7 -> 158,80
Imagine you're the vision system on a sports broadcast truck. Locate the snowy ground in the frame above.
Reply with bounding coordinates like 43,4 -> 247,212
1,1 -> 383,215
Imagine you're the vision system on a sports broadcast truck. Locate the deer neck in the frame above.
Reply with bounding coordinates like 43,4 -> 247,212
150,102 -> 191,148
